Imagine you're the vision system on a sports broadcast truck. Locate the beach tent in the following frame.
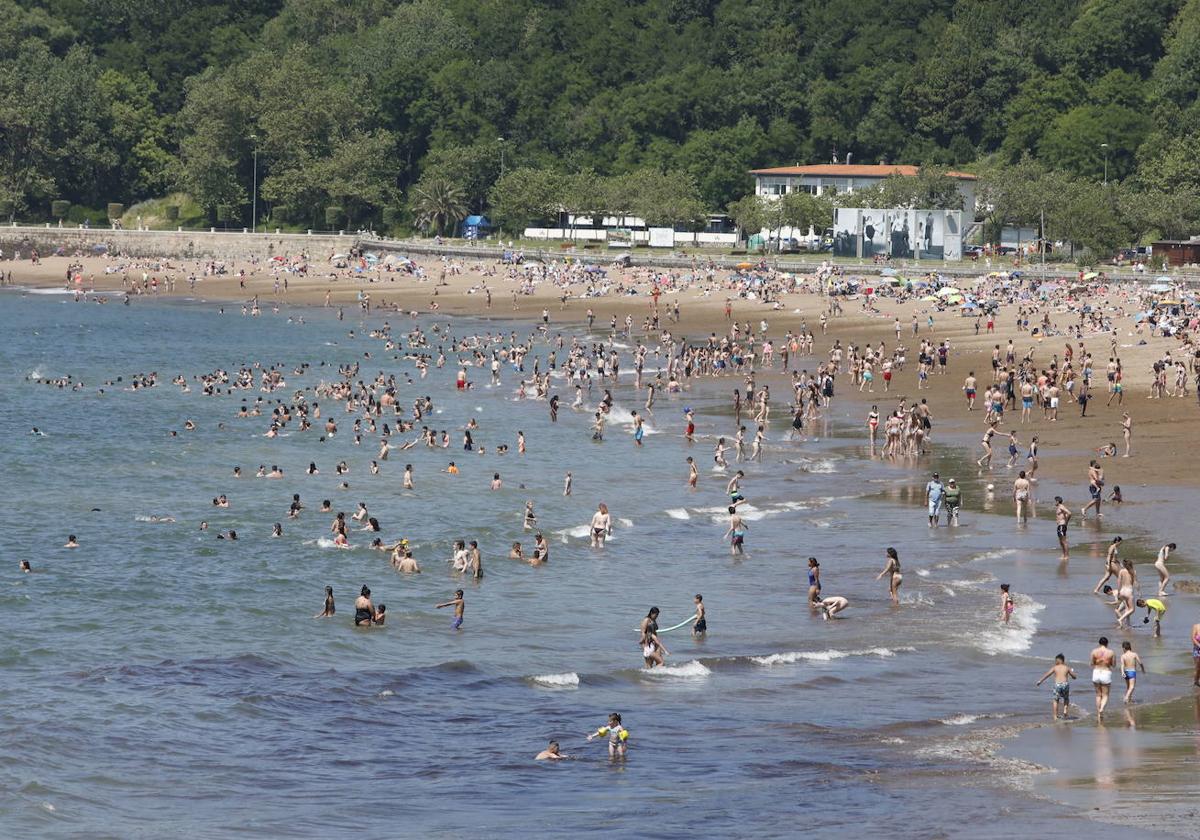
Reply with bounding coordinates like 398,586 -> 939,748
1146,282 -> 1173,293
461,215 -> 491,239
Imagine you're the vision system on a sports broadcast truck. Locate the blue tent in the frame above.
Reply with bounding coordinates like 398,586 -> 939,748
462,215 -> 492,239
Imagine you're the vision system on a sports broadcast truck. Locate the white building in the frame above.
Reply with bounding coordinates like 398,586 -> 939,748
749,164 -> 977,218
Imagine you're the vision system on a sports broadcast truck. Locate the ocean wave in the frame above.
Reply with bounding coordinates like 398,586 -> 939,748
940,714 -> 985,726
665,508 -> 690,520
529,672 -> 580,688
642,660 -> 711,678
750,646 -> 914,666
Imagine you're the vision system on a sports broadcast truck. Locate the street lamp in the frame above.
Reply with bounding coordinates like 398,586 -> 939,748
1100,142 -> 1109,187
250,134 -> 259,233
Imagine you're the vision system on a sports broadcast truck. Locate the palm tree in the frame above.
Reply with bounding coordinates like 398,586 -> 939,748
410,177 -> 468,237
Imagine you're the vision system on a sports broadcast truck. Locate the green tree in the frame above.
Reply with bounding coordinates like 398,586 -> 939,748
1038,105 -> 1147,182
488,167 -> 563,230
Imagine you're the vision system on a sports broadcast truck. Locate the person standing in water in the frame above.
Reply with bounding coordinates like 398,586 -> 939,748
724,507 -> 747,556
692,594 -> 707,635
943,478 -> 961,526
877,547 -> 902,604
1090,636 -> 1116,717
590,503 -> 611,548
314,585 -> 335,618
1154,542 -> 1175,597
436,589 -> 465,629
354,586 -> 375,627
1136,597 -> 1167,638
924,472 -> 944,528
1094,536 -> 1123,594
807,558 -> 821,605
1035,654 -> 1077,720
1193,622 -> 1200,687
587,713 -> 628,758
1120,641 -> 1144,704
1013,470 -> 1031,524
1054,497 -> 1072,560
1082,460 -> 1104,519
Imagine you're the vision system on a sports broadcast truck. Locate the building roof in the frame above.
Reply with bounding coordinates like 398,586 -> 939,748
749,164 -> 978,181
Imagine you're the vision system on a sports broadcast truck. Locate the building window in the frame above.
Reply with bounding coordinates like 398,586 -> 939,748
799,184 -> 817,195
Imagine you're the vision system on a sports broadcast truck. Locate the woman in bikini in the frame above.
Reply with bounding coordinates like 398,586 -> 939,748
877,547 -> 903,605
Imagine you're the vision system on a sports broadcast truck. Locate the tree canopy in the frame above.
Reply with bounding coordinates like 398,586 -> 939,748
3,0 -> 1200,236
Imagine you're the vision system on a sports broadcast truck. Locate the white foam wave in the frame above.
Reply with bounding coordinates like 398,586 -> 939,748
644,660 -> 711,678
665,508 -> 690,520
530,672 -> 580,688
306,537 -> 357,550
617,517 -> 633,528
970,549 -> 1018,563
751,646 -> 913,666
974,596 -> 1045,655
940,713 -> 992,726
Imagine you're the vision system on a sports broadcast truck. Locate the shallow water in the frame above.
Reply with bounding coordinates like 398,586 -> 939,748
0,292 -> 1193,837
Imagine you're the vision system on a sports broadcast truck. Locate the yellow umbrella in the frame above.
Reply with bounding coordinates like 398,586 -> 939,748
735,262 -> 753,269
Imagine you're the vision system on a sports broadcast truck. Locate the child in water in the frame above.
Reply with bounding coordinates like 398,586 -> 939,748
436,589 -> 465,629
587,713 -> 628,758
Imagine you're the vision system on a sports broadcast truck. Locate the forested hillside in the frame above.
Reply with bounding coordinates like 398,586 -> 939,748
4,0 -> 1200,233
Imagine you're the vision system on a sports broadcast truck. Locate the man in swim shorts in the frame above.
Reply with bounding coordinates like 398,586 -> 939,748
1035,654 -> 1077,720
1090,637 -> 1115,716
1120,641 -> 1143,704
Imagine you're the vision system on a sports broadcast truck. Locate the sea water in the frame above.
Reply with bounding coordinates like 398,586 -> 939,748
0,292 -> 1181,838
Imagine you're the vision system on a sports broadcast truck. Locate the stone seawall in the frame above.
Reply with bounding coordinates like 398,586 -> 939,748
0,225 -> 359,261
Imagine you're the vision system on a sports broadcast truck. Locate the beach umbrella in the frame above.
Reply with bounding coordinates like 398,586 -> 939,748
735,262 -> 753,269
921,295 -> 939,302
1146,282 -> 1172,292
880,267 -> 898,276
946,295 -> 963,304
960,301 -> 979,309
937,287 -> 961,297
